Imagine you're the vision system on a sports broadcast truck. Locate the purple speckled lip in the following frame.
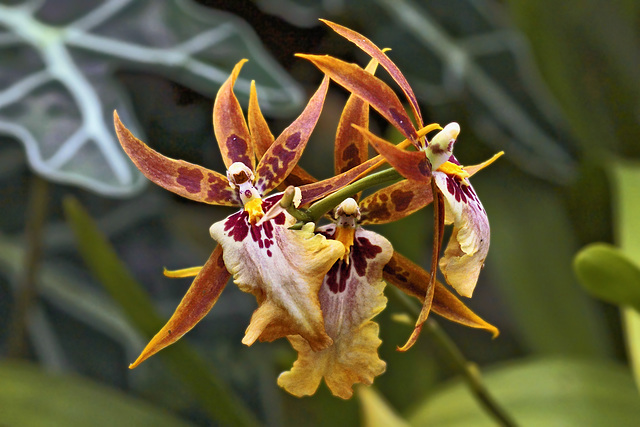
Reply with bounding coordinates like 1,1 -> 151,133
321,226 -> 383,294
222,195 -> 286,258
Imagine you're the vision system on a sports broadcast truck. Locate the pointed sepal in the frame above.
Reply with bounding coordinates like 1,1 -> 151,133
383,251 -> 498,336
129,245 -> 230,368
297,54 -> 418,143
359,179 -> 433,225
114,111 -> 240,206
254,76 -> 330,194
213,59 -> 255,170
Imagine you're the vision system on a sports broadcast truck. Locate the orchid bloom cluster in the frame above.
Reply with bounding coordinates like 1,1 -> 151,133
114,21 -> 502,399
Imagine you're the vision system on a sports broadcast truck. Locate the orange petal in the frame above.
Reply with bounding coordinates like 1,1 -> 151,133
322,19 -> 423,129
297,54 -> 418,142
254,76 -> 330,194
354,125 -> 431,182
383,251 -> 498,337
129,245 -> 230,368
249,81 -> 318,188
213,59 -> 255,170
248,80 -> 275,158
114,111 -> 240,206
299,154 -> 385,205
359,179 -> 433,225
334,58 -> 379,177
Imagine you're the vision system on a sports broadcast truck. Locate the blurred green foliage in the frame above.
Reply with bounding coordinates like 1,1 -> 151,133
2,0 -> 640,425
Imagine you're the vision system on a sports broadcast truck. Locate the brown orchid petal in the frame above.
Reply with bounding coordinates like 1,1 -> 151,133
129,245 -> 230,368
254,76 -> 330,194
359,179 -> 433,225
299,155 -> 384,205
213,59 -> 254,170
297,54 -> 418,142
248,80 -> 275,157
334,58 -> 380,177
397,181 -> 442,352
383,251 -> 498,337
322,20 -> 423,129
249,81 -> 318,188
354,125 -> 431,182
114,111 -> 240,206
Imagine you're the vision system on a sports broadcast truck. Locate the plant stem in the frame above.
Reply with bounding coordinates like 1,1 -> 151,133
305,167 -> 403,222
7,175 -> 50,358
393,288 -> 518,427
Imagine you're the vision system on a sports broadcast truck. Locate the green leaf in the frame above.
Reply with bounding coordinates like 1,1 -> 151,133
612,161 -> 640,392
409,358 -> 640,426
574,243 -> 640,312
0,0 -> 302,196
63,196 -> 258,427
0,360 -> 193,427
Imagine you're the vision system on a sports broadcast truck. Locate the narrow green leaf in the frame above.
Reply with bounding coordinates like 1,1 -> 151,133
613,161 -> 640,391
409,358 -> 640,426
63,196 -> 258,427
574,243 -> 640,312
0,360 -> 193,427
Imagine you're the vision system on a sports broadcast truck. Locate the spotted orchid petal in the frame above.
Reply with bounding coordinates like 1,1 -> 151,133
278,224 -> 392,399
354,125 -> 431,182
253,76 -> 330,195
297,54 -> 418,143
114,112 -> 240,206
383,251 -> 498,336
248,81 -> 317,188
359,179 -> 433,225
130,245 -> 230,368
334,58 -> 380,178
321,20 -> 423,129
433,171 -> 490,297
213,59 -> 255,171
209,195 -> 345,351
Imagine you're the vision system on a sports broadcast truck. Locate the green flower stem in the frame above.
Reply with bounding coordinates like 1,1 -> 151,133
392,288 -> 518,427
305,167 -> 403,222
7,175 -> 50,358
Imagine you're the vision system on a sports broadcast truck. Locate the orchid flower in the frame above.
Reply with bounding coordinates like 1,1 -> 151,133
276,62 -> 497,398
114,60 -> 369,367
298,20 -> 503,349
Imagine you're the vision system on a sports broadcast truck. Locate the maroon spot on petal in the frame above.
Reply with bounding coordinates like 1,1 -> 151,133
226,134 -> 252,168
267,250 -> 272,257
285,132 -> 301,149
326,260 -> 351,294
340,144 -> 362,173
389,107 -> 417,140
224,210 -> 250,242
176,167 -> 203,194
417,158 -> 431,178
351,236 -> 382,277
390,189 -> 414,212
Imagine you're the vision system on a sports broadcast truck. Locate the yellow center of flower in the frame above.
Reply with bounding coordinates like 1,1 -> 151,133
244,197 -> 265,225
334,225 -> 356,262
437,161 -> 470,180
